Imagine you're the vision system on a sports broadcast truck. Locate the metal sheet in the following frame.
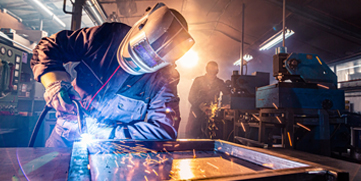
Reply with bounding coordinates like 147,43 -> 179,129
68,139 -> 347,180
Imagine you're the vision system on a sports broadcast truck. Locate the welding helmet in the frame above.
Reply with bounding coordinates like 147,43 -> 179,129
117,3 -> 195,75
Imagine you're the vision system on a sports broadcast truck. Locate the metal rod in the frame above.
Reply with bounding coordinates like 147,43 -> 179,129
282,0 -> 286,47
71,0 -> 86,31
39,19 -> 43,31
240,3 -> 245,75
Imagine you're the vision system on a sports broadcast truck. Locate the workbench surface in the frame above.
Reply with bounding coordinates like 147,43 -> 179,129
0,146 -> 360,181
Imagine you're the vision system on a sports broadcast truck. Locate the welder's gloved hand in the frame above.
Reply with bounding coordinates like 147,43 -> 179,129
44,80 -> 81,118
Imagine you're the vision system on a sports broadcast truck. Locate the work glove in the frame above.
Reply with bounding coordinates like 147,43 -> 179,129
43,80 -> 81,118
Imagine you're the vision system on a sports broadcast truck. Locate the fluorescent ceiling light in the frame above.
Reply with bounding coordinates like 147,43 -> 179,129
259,29 -> 294,51
31,0 -> 53,17
25,0 -> 66,28
233,54 -> 253,66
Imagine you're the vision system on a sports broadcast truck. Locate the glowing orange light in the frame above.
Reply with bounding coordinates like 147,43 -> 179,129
287,132 -> 293,147
241,122 -> 246,132
177,49 -> 199,68
297,123 -> 311,131
317,84 -> 329,89
276,116 -> 282,124
272,103 -> 278,109
252,114 -> 260,121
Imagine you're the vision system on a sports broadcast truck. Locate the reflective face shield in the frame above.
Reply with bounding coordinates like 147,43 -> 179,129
118,3 -> 195,75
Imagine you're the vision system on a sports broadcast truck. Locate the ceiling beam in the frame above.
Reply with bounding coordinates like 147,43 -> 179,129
267,0 -> 361,42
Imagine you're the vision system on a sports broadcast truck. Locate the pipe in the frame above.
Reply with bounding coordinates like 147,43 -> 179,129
0,32 -> 33,52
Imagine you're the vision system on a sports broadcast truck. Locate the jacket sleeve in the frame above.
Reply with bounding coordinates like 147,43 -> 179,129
30,26 -> 98,82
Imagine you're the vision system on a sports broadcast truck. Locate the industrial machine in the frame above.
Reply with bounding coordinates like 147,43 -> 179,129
232,51 -> 354,157
0,30 -> 46,147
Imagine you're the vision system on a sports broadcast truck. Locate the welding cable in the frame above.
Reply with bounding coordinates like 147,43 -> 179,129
28,105 -> 52,147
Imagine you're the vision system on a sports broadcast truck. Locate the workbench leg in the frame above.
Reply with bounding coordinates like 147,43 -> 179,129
258,110 -> 266,144
318,109 -> 331,156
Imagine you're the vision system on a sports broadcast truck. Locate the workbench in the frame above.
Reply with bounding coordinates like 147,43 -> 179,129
0,143 -> 360,180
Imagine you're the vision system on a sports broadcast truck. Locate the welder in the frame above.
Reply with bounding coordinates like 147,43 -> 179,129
30,3 -> 194,147
185,61 -> 230,139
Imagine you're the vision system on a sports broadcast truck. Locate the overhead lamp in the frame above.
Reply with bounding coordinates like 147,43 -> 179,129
177,49 -> 199,68
233,54 -> 253,66
259,29 -> 294,51
25,0 -> 66,28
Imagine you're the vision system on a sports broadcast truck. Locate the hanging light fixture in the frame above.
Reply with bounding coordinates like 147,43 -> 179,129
234,54 -> 253,66
259,29 -> 294,51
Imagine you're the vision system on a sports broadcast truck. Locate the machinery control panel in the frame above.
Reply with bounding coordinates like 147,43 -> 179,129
0,42 -> 27,115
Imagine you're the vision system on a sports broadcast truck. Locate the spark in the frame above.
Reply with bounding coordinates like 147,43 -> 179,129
217,147 -> 222,150
317,84 -> 329,89
165,108 -> 171,113
241,122 -> 246,132
192,111 -> 197,118
144,176 -> 148,181
127,165 -> 133,168
127,85 -> 131,87
115,161 -> 119,168
153,169 -> 158,176
276,116 -> 282,124
262,163 -> 274,168
252,114 -> 260,121
87,164 -> 90,170
287,132 -> 293,147
145,170 -> 151,174
272,103 -> 278,109
207,162 -> 219,170
193,149 -> 196,158
163,144 -> 173,147
225,152 -> 230,155
174,144 -> 180,147
297,123 -> 311,131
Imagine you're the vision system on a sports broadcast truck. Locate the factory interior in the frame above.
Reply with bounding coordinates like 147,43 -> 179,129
1,0 -> 361,180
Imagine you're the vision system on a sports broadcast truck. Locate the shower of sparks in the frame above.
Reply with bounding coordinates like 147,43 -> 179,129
207,162 -> 219,170
240,122 -> 246,132
272,103 -> 278,109
296,123 -> 311,131
276,116 -> 282,124
252,114 -> 260,121
287,132 -> 293,147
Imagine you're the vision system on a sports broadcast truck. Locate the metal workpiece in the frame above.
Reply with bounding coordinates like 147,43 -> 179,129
68,139 -> 348,180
